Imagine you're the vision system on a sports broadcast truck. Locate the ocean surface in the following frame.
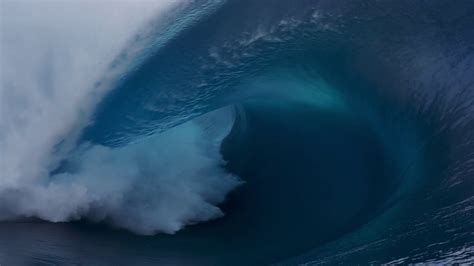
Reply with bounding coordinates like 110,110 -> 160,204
1,0 -> 474,265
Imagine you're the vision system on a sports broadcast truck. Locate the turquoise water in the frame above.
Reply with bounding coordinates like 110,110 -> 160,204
0,97 -> 425,265
2,0 -> 474,264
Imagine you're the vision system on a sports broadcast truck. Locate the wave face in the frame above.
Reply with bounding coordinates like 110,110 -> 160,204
1,0 -> 474,264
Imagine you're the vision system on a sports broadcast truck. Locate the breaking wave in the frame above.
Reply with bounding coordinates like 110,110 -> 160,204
1,0 -> 474,264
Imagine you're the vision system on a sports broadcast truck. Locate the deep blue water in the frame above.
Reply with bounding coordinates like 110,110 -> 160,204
2,0 -> 474,264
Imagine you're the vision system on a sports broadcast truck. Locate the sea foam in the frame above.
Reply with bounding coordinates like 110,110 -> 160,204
0,0 -> 240,234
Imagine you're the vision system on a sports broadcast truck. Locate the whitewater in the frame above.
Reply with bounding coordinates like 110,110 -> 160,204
1,0 -> 474,265
0,0 -> 242,235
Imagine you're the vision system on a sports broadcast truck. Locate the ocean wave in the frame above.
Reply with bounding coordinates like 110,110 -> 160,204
1,0 -> 474,264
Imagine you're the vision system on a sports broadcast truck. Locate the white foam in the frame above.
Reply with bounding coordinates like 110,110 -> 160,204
0,1 -> 241,234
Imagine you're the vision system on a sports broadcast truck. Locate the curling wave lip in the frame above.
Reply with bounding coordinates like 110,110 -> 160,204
1,0 -> 474,265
